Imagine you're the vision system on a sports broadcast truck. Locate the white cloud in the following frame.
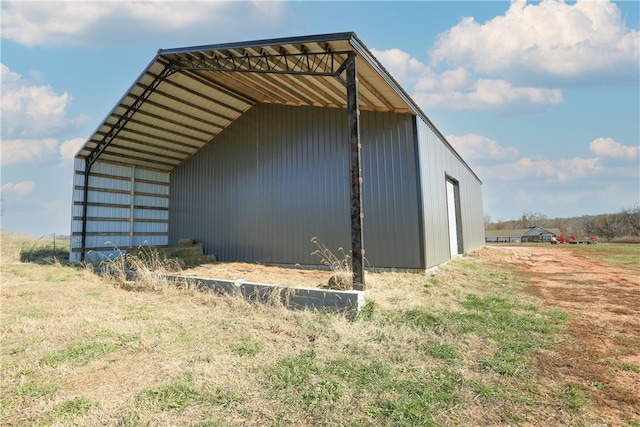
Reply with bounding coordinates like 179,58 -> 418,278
371,48 -> 432,85
372,48 -> 563,111
1,64 -> 71,138
59,138 -> 86,160
479,156 -> 602,183
0,1 -> 290,47
589,137 -> 639,159
431,0 -> 639,83
481,151 -> 639,220
1,138 -> 59,166
447,134 -> 520,160
484,176 -> 636,221
1,181 -> 36,195
413,78 -> 563,111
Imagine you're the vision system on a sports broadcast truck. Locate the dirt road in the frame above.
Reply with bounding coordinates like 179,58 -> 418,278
482,245 -> 640,424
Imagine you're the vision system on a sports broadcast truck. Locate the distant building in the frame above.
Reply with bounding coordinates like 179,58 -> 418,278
485,227 -> 560,243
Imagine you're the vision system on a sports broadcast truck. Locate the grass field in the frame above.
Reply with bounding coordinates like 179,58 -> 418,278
1,233 -> 638,426
564,242 -> 640,270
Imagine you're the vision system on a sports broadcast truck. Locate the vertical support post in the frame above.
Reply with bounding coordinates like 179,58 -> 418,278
80,160 -> 91,262
130,166 -> 136,249
346,52 -> 365,291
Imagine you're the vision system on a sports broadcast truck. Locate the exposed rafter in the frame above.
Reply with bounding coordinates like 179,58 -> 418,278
86,50 -> 356,170
85,62 -> 180,169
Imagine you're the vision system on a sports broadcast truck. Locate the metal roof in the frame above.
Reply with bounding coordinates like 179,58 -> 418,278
76,32 -> 469,175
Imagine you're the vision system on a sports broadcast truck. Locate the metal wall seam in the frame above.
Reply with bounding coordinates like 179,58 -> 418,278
169,103 -> 423,268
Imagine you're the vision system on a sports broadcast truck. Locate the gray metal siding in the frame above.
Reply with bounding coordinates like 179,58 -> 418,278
415,118 -> 485,268
169,104 -> 423,268
361,110 -> 421,268
70,159 -> 170,262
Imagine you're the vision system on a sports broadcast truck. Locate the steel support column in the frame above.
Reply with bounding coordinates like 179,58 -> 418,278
345,52 -> 365,290
80,161 -> 90,261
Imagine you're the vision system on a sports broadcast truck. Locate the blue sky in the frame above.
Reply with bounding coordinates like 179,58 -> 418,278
1,0 -> 639,236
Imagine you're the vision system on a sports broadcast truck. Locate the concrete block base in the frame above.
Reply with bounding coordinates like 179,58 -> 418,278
164,274 -> 365,319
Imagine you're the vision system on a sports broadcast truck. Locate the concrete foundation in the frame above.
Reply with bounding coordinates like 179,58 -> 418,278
165,274 -> 365,319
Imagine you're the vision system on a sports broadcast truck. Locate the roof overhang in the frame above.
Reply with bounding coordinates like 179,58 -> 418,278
77,32 -> 429,173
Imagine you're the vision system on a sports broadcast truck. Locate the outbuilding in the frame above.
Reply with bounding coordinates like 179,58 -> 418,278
70,32 -> 485,288
485,227 -> 561,243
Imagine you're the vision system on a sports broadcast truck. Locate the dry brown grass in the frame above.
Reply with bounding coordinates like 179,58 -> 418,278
310,236 -> 353,289
2,236 -> 638,426
98,244 -> 183,292
1,230 -> 37,263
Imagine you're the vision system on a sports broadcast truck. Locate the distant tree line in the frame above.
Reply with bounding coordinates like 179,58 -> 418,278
485,205 -> 640,242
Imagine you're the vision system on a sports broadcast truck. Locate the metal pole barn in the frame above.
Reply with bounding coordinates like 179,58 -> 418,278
79,48 -> 367,290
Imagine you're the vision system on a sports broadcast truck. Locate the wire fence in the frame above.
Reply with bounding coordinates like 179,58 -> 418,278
18,233 -> 71,263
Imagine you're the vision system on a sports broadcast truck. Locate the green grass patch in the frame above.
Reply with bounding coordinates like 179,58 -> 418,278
368,368 -> 462,426
55,397 -> 92,417
466,379 -> 506,400
425,291 -> 564,379
119,333 -> 140,347
457,260 -> 480,271
546,309 -> 569,322
554,384 -> 587,412
137,382 -> 205,411
19,236 -> 70,263
136,376 -> 239,412
424,276 -> 441,289
604,359 -> 640,373
327,357 -> 392,390
300,379 -> 342,408
16,367 -> 37,377
40,342 -> 118,368
264,348 -> 463,424
15,380 -> 59,399
231,338 -> 263,357
418,343 -> 459,363
479,352 -> 529,377
392,307 -> 441,330
267,350 -> 318,389
356,298 -> 376,321
565,243 -> 640,271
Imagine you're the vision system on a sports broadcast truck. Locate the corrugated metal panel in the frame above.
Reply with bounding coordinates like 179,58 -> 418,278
361,110 -> 421,268
169,103 -> 423,268
69,160 -> 170,262
415,118 -> 485,268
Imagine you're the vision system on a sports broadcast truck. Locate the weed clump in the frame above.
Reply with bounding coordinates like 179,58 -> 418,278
311,237 -> 352,290
97,244 -> 182,291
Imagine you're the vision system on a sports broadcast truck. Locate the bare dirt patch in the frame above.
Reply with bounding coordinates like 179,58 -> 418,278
181,262 -> 332,288
180,262 -> 430,304
481,245 -> 640,425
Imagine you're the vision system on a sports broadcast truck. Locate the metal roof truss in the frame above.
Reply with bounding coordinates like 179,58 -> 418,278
86,49 -> 356,171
